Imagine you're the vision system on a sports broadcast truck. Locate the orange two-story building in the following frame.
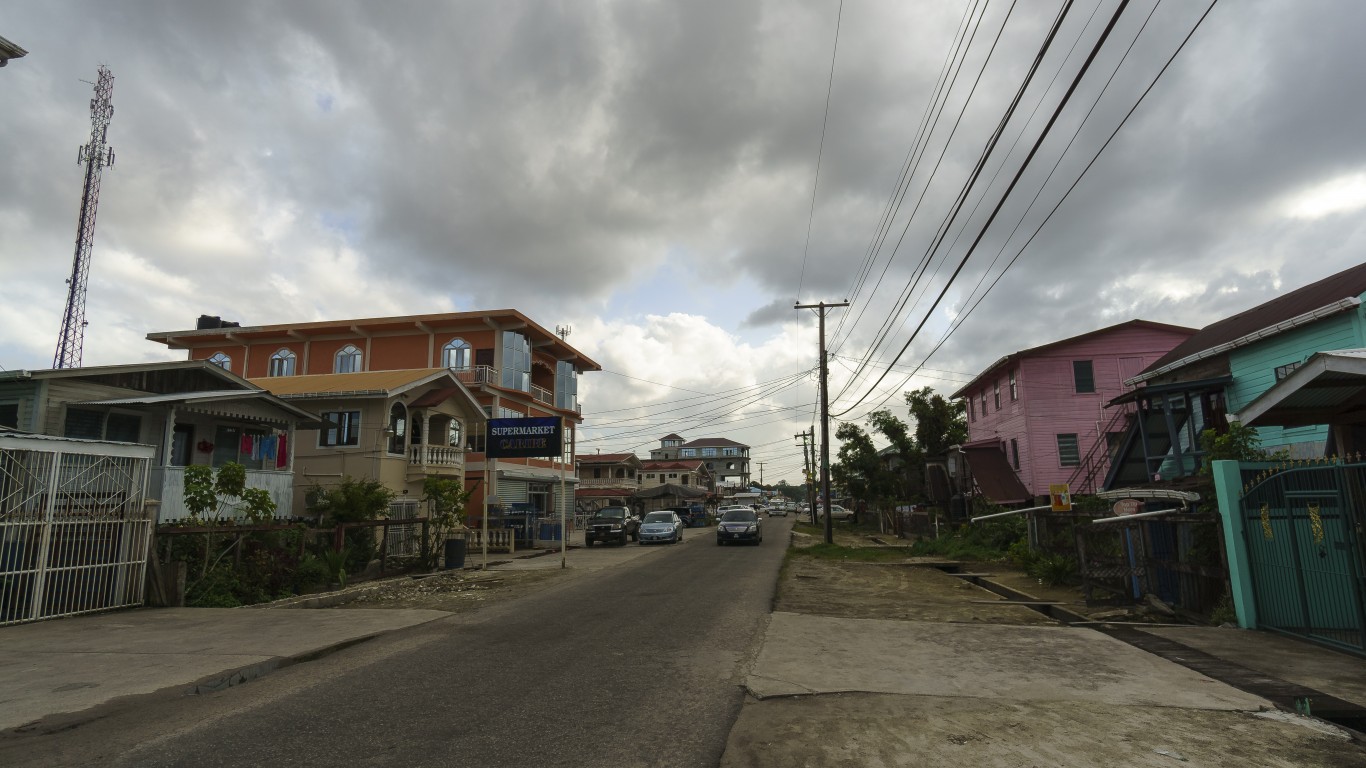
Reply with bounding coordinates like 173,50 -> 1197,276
147,311 -> 600,523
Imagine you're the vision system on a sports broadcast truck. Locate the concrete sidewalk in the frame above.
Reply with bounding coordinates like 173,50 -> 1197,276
724,615 -> 1366,766
0,607 -> 449,731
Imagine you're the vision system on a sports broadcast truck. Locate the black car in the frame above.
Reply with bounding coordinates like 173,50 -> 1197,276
716,508 -> 762,546
585,505 -> 640,546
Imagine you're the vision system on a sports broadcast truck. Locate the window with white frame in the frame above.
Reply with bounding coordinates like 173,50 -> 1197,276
681,448 -> 696,457
722,447 -> 738,456
448,419 -> 463,448
268,348 -> 296,377
994,381 -> 1001,410
1009,370 -> 1018,400
388,402 -> 407,454
207,352 -> 231,371
443,338 -> 472,369
702,447 -> 717,457
335,345 -> 362,373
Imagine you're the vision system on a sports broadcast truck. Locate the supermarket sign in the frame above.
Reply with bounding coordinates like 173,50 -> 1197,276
485,417 -> 563,459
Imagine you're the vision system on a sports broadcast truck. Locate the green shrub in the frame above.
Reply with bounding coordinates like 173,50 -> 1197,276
1027,553 -> 1077,587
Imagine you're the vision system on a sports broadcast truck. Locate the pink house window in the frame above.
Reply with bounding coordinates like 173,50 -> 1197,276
994,381 -> 1001,410
1009,370 -> 1018,400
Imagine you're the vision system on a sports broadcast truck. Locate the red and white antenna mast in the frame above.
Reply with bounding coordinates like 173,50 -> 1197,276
53,65 -> 116,369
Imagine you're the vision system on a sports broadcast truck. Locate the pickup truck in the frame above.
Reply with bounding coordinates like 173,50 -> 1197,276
584,505 -> 640,546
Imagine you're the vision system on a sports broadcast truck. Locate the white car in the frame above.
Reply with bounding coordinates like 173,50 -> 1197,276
813,504 -> 853,521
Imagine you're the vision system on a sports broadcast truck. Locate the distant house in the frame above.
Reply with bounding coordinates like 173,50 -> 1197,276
951,320 -> 1197,503
1108,262 -> 1366,488
0,361 -> 322,522
640,459 -> 713,492
650,435 -> 749,490
575,453 -> 643,512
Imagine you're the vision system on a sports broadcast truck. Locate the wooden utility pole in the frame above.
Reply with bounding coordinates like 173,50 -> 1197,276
795,428 -> 815,522
795,300 -> 848,544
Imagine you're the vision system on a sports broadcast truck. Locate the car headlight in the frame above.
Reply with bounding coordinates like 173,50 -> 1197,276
610,524 -> 622,530
745,524 -> 757,532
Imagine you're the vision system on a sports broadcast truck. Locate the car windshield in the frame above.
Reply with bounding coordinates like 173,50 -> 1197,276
595,508 -> 627,519
643,513 -> 673,523
721,510 -> 757,522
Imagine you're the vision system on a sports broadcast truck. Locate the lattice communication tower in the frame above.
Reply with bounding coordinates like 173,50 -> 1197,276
53,65 -> 116,369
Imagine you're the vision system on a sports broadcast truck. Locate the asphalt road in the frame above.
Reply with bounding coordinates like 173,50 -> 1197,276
9,517 -> 793,768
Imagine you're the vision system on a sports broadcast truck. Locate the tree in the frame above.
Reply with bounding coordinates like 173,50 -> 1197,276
868,409 -> 925,500
905,386 -> 967,457
421,476 -> 473,569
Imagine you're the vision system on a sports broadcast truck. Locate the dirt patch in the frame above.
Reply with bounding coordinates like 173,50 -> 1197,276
779,556 -> 1056,625
786,522 -> 1191,625
721,692 -> 1364,768
307,569 -> 565,613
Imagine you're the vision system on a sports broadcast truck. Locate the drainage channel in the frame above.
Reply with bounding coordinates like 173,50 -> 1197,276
943,568 -> 1366,736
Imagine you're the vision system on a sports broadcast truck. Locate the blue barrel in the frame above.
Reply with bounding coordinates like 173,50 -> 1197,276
538,521 -> 562,541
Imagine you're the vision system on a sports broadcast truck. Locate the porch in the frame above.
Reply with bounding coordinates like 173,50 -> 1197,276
149,465 -> 295,524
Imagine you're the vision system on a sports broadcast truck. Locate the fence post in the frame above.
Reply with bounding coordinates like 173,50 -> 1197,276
379,521 -> 389,573
334,524 -> 345,553
421,519 -> 430,564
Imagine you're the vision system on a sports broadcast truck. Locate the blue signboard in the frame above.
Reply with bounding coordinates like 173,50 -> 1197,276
485,417 -> 563,459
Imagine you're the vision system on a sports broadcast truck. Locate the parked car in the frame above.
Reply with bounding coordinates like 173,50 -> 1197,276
585,506 -> 640,546
716,508 -> 762,546
768,504 -> 789,517
639,511 -> 685,544
662,505 -> 695,527
812,504 -> 853,521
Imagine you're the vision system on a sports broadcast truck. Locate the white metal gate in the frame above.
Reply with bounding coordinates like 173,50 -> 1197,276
0,434 -> 155,626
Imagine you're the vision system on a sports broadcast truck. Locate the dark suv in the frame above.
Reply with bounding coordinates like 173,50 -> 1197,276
585,506 -> 640,546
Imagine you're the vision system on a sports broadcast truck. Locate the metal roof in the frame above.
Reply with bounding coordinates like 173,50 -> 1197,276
1229,349 -> 1366,428
145,309 -> 601,371
73,389 -> 326,426
1137,262 -> 1366,381
0,35 -> 27,65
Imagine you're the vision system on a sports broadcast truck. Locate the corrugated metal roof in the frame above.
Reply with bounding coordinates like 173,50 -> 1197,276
250,369 -> 447,397
681,437 -> 747,448
72,389 -> 325,426
579,453 -> 640,464
1142,262 -> 1366,377
74,389 -> 255,406
1231,348 -> 1366,428
961,444 -> 1031,504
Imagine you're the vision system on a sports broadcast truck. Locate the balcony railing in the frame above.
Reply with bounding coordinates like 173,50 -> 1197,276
450,364 -> 581,414
452,365 -> 498,387
531,384 -> 554,406
578,477 -> 637,488
409,444 -> 462,467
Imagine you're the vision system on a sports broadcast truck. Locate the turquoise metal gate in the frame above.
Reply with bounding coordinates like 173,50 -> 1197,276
1239,461 -> 1366,654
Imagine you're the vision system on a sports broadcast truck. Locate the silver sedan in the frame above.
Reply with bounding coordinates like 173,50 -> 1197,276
638,511 -> 685,544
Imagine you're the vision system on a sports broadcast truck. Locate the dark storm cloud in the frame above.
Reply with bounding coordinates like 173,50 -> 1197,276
3,0 -> 1365,443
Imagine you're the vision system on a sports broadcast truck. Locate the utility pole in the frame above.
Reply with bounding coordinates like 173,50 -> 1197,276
795,429 -> 815,521
795,300 -> 848,544
757,462 -> 765,486
54,65 -> 116,369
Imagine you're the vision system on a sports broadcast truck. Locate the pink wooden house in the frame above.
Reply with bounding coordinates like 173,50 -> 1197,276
950,320 -> 1197,502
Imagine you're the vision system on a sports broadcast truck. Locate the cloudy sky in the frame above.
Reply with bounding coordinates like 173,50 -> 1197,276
3,1 -> 1364,484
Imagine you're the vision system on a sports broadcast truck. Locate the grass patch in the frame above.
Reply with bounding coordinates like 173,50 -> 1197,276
790,517 -> 1032,566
